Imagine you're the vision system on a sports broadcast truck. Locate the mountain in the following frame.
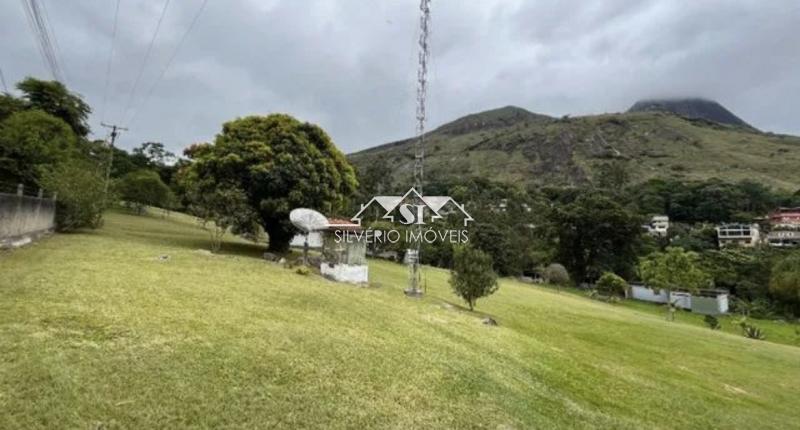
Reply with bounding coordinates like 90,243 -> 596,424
627,98 -> 752,129
349,103 -> 800,190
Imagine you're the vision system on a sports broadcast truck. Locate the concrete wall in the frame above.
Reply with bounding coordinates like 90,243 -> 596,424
0,192 -> 56,248
691,295 -> 729,315
630,285 -> 691,309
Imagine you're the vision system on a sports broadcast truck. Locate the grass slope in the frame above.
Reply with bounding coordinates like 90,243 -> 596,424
1,211 -> 800,429
349,108 -> 800,190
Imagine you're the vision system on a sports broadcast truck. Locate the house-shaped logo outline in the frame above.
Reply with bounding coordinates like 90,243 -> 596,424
351,187 -> 474,227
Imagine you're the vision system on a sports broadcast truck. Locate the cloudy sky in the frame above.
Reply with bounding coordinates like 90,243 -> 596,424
1,0 -> 799,154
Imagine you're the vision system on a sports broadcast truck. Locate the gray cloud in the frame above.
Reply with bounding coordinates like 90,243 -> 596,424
1,0 -> 798,155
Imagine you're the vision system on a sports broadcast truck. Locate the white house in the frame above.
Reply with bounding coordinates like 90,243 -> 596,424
716,223 -> 761,248
630,284 -> 729,315
643,215 -> 669,237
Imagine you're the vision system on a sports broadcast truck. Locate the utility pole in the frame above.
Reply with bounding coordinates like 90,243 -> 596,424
100,122 -> 128,195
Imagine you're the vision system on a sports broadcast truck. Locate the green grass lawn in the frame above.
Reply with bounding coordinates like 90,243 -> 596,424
2,210 -> 800,429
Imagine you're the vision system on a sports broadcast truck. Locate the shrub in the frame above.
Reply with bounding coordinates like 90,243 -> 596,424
39,159 -> 107,231
450,245 -> 499,311
543,263 -> 570,286
703,315 -> 721,330
115,170 -> 173,214
736,317 -> 766,340
295,265 -> 310,276
770,253 -> 800,312
595,272 -> 628,298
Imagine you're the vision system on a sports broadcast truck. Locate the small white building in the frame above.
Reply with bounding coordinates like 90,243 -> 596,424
320,218 -> 368,284
716,223 -> 761,248
630,284 -> 729,315
643,215 -> 669,237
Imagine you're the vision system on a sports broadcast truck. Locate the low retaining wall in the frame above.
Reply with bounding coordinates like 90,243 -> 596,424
0,191 -> 56,248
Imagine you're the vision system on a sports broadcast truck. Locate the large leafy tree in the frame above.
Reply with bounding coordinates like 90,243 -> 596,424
16,77 -> 91,137
547,192 -> 642,283
182,114 -> 358,251
0,110 -> 77,186
639,247 -> 712,320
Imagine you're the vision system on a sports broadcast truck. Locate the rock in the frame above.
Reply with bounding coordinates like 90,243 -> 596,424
482,317 -> 498,326
277,257 -> 287,265
518,276 -> 534,284
263,252 -> 278,261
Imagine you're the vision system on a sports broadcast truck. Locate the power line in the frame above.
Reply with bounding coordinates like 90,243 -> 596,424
20,0 -> 66,83
37,0 -> 68,83
126,0 -> 209,127
120,0 -> 171,123
100,0 -> 121,123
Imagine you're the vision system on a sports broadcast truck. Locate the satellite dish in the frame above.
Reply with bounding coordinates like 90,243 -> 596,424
290,208 -> 328,233
289,208 -> 328,266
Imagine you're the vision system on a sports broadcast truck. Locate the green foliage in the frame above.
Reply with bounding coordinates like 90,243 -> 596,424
594,161 -> 630,191
187,185 -> 259,252
639,247 -> 711,294
450,245 -> 499,310
116,170 -> 173,214
0,110 -> 77,186
39,159 -> 107,231
702,248 -> 774,301
632,178 -> 783,223
595,272 -> 628,298
548,192 -> 642,282
543,263 -> 570,286
769,253 -> 800,310
0,93 -> 26,122
703,315 -> 721,330
639,247 -> 712,320
16,77 -> 91,137
182,114 -> 358,251
737,318 -> 767,340
295,265 -> 311,276
732,298 -> 777,319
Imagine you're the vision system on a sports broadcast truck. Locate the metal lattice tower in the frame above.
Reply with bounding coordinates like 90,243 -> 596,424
407,0 -> 431,298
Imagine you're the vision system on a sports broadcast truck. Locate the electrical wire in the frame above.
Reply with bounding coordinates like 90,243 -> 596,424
120,0 -> 171,122
100,0 -> 121,123
126,0 -> 208,127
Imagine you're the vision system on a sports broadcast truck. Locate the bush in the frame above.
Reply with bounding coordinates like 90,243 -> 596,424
543,263 -> 570,286
115,170 -> 173,214
770,253 -> 800,312
736,317 -> 766,340
450,245 -> 499,311
295,265 -> 310,276
703,315 -> 721,330
39,159 -> 107,231
595,272 -> 628,298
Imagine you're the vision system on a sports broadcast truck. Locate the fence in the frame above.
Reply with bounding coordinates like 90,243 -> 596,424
0,184 -> 57,248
